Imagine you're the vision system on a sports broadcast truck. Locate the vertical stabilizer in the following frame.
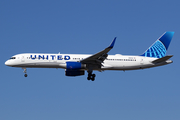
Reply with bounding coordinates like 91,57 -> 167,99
141,32 -> 174,58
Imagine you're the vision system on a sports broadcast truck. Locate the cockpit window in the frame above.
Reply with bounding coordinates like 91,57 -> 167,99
10,57 -> 16,59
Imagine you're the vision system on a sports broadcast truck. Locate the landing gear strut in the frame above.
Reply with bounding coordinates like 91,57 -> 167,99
22,68 -> 28,77
87,71 -> 96,81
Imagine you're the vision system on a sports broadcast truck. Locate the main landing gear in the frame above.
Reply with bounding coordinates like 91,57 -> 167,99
22,68 -> 28,77
87,71 -> 96,81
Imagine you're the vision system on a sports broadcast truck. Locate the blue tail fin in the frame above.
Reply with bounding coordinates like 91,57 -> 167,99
141,31 -> 174,58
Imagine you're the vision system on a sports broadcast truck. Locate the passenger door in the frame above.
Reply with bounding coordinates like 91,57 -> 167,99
21,56 -> 25,62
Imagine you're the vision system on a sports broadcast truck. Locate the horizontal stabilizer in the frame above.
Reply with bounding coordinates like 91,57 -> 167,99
152,55 -> 173,64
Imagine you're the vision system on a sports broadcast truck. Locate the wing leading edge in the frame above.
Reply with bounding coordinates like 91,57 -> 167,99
80,37 -> 116,65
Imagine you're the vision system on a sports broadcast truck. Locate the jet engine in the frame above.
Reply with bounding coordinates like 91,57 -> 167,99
65,62 -> 85,76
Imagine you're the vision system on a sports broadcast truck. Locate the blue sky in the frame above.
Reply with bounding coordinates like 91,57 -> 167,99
0,0 -> 180,120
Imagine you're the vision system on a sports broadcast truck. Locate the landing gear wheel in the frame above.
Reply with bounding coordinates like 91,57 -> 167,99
87,76 -> 91,80
24,74 -> 28,77
87,72 -> 96,81
22,68 -> 28,77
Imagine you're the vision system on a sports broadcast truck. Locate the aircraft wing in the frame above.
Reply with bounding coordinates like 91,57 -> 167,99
80,37 -> 116,65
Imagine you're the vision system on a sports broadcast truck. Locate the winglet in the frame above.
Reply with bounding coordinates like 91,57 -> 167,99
108,37 -> 116,48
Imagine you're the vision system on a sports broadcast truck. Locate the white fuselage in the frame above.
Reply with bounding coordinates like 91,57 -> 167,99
5,53 -> 172,71
4,32 -> 174,80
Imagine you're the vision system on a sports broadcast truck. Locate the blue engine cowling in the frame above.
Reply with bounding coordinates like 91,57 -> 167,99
65,62 -> 85,76
66,62 -> 85,70
65,69 -> 85,76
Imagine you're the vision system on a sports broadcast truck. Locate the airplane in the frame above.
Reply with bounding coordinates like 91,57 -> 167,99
5,31 -> 174,81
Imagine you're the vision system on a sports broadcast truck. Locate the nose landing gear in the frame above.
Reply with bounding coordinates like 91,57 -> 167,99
22,68 -> 28,77
24,74 -> 28,77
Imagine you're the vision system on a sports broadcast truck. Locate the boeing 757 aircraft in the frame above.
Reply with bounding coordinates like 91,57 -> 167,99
5,32 -> 174,81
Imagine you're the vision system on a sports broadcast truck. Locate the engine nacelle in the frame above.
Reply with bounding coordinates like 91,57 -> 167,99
65,69 -> 85,76
65,62 -> 85,76
66,62 -> 85,70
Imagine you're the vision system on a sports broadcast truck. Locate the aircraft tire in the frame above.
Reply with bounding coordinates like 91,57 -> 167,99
24,74 -> 28,77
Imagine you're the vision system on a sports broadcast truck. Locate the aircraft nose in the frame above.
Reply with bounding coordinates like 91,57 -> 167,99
5,60 -> 10,66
